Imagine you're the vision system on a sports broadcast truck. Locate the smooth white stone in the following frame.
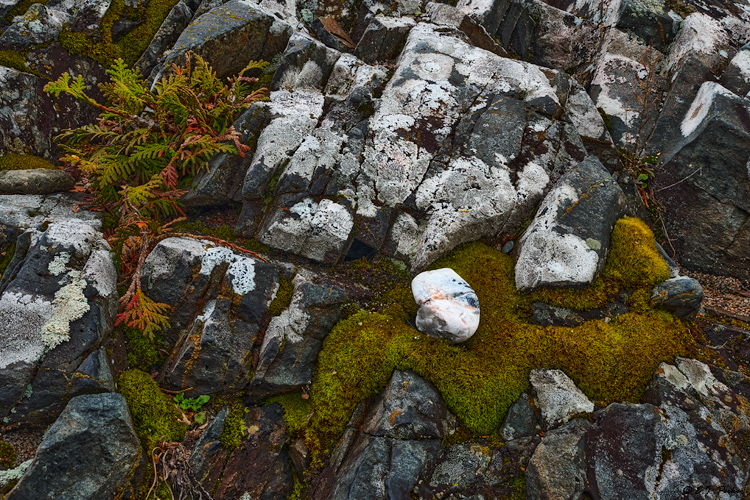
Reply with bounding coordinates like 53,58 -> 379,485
411,268 -> 480,343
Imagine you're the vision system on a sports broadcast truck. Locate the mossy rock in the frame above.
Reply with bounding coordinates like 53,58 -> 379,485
117,369 -> 187,449
0,154 -> 56,171
302,218 -> 693,455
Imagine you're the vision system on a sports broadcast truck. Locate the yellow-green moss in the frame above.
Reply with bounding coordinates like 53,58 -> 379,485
59,0 -> 180,68
219,401 -> 248,451
0,441 -> 16,468
0,154 -> 56,171
267,277 -> 294,317
304,218 -> 693,455
266,392 -> 313,435
3,0 -> 49,21
0,241 -> 16,278
172,220 -> 236,242
118,369 -> 187,449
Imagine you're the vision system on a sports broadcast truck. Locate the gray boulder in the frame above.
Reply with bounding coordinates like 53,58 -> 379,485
0,3 -> 68,49
529,369 -> 594,429
720,43 -> 750,97
514,156 -> 627,291
501,392 -> 541,441
5,393 -> 140,500
247,271 -> 347,401
655,82 -> 750,280
525,418 -> 591,500
650,276 -> 703,319
0,169 -> 75,195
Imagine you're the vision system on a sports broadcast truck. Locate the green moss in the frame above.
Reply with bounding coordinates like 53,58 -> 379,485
0,154 -> 56,171
123,326 -> 162,370
0,241 -> 16,279
172,220 -> 236,242
598,107 -> 613,134
288,470 -> 304,500
267,277 -> 294,317
118,369 -> 187,449
304,218 -> 693,455
512,474 -> 526,500
266,392 -> 313,435
59,0 -> 180,68
0,50 -> 34,75
220,401 -> 248,450
0,441 -> 16,468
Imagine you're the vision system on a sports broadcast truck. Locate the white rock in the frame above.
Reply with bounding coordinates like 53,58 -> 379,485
412,268 -> 480,343
530,369 -> 594,428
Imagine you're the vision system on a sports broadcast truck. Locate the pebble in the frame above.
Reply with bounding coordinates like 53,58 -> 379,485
412,268 -> 480,343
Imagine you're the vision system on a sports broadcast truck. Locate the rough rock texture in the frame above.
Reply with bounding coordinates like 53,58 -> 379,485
0,169 -> 75,195
515,156 -> 627,291
354,15 -> 415,63
0,220 -> 117,426
5,393 -> 140,500
529,369 -> 594,429
412,268 -> 480,343
247,271 -> 347,401
650,276 -> 704,319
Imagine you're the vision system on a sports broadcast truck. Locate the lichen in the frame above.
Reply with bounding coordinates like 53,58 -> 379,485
39,273 -> 90,350
0,459 -> 31,489
303,218 -> 693,455
117,369 -> 187,449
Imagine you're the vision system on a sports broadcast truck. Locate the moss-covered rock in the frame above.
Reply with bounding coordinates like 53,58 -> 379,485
117,368 -> 187,449
0,154 -> 55,171
303,218 -> 693,455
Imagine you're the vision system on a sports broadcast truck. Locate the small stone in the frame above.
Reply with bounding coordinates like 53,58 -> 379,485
529,369 -> 594,429
650,277 -> 703,320
412,268 -> 480,343
0,169 -> 75,195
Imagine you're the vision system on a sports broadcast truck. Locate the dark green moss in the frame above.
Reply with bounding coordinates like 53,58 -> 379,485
266,392 -> 313,436
123,326 -> 162,371
118,369 -> 187,449
598,107 -> 613,134
220,401 -> 248,450
173,220 -> 236,242
304,218 -> 693,455
0,440 -> 16,468
0,241 -> 16,279
267,277 -> 294,317
0,154 -> 56,170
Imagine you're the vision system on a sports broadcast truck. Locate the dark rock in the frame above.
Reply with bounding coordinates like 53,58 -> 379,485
514,156 -> 628,291
531,299 -> 629,327
6,393 -> 140,500
140,237 -> 209,307
0,169 -> 75,195
247,272 -> 347,401
501,392 -> 541,441
0,4 -> 67,50
425,2 -> 507,56
720,43 -> 750,97
655,82 -> 750,280
272,32 -> 341,91
154,1 -> 292,82
311,16 -> 356,53
650,276 -> 703,319
354,15 -> 415,64
189,406 -> 228,478
68,347 -> 116,397
525,418 -> 590,500
615,0 -> 678,51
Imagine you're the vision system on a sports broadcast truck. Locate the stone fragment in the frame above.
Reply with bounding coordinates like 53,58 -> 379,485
0,3 -> 68,49
529,369 -> 594,429
425,2 -> 505,55
412,268 -> 480,343
271,32 -> 342,91
514,156 -> 627,291
0,169 -> 74,195
720,43 -> 750,97
502,392 -> 541,441
354,15 -> 416,63
5,393 -> 140,500
311,16 -> 355,52
650,276 -> 703,319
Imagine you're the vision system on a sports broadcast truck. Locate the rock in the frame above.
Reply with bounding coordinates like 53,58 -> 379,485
655,81 -> 750,280
412,268 -> 480,343
525,418 -> 590,500
665,12 -> 733,77
247,271 -> 347,401
271,32 -> 342,91
514,156 -> 627,291
5,393 -> 140,500
650,276 -> 703,319
613,0 -> 679,51
258,197 -> 355,264
501,392 -> 541,441
529,369 -> 594,429
140,236 -> 210,307
425,2 -> 506,56
0,221 -> 118,426
189,406 -> 228,478
531,299 -> 628,327
152,1 -> 292,82
315,370 -> 452,500
720,43 -> 750,97
0,3 -> 68,49
0,193 -> 101,229
354,15 -> 416,64
0,169 -> 75,194
311,16 -> 356,53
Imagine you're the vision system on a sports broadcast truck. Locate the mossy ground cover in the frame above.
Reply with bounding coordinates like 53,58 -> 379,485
0,154 -> 56,171
303,218 -> 693,455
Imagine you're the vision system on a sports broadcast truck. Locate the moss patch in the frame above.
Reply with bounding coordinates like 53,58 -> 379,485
123,326 -> 162,371
267,277 -> 294,317
266,392 -> 313,436
0,241 -> 16,279
304,218 -> 693,455
0,441 -> 16,468
220,401 -> 248,451
118,369 -> 187,449
59,0 -> 180,68
0,154 -> 56,170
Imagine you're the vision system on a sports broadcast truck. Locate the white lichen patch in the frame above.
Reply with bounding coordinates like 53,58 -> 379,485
39,275 -> 90,350
48,252 -> 71,276
199,246 -> 236,276
200,246 -> 258,295
0,459 -> 32,488
680,82 -> 734,138
42,220 -> 101,257
0,291 -> 52,369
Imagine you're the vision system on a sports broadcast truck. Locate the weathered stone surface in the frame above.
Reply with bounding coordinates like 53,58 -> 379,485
0,221 -> 117,426
248,271 -> 347,401
140,236 -> 209,307
271,31 -> 341,91
529,369 -> 594,429
526,418 -> 590,500
0,194 -> 101,229
0,3 -> 68,49
650,276 -> 703,319
425,2 -> 506,56
720,42 -> 750,97
5,393 -> 140,500
0,169 -> 75,195
655,82 -> 750,280
514,156 -> 627,291
501,392 -> 541,441
412,268 -> 480,343
354,15 -> 415,64
531,298 -> 628,327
